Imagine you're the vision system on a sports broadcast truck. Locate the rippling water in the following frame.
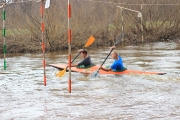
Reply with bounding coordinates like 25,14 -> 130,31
0,42 -> 180,119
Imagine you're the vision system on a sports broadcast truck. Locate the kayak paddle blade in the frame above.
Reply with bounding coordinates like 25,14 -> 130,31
85,36 -> 95,48
56,69 -> 66,78
88,70 -> 100,78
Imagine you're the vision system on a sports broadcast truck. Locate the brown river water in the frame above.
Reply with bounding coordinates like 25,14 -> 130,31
0,42 -> 180,119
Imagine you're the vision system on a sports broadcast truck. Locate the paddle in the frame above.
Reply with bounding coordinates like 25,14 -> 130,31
89,33 -> 124,78
56,36 -> 95,78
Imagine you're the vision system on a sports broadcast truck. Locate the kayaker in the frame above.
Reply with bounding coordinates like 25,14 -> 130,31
71,49 -> 93,67
100,46 -> 125,72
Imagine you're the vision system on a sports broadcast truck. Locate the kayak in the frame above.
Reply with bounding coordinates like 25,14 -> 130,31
49,64 -> 166,75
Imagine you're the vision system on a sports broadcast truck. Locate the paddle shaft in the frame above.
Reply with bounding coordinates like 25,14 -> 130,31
96,48 -> 114,73
96,33 -> 124,74
65,47 -> 85,69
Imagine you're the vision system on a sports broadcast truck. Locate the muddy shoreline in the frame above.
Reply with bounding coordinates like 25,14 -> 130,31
0,38 -> 179,54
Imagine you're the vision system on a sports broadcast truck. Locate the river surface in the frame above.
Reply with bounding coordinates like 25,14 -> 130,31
0,42 -> 180,120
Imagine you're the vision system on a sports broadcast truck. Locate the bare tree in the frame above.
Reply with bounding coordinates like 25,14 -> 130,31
0,0 -> 180,53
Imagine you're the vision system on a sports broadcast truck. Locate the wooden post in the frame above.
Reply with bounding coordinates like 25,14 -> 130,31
68,0 -> 72,93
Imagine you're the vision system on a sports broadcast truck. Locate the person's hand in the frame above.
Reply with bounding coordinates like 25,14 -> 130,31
78,49 -> 83,53
110,46 -> 116,50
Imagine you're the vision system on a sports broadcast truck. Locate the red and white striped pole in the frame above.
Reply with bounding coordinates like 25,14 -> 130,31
68,0 -> 72,93
40,0 -> 46,86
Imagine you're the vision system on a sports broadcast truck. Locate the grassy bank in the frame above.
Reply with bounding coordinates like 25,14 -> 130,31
0,0 -> 180,53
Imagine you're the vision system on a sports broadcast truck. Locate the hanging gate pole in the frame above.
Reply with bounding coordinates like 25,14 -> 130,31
121,8 -> 124,43
68,0 -> 72,93
40,0 -> 46,86
2,1 -> 6,70
141,5 -> 144,43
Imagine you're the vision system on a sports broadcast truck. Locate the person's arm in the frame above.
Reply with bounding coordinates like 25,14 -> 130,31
100,66 -> 112,72
71,49 -> 83,67
71,64 -> 78,67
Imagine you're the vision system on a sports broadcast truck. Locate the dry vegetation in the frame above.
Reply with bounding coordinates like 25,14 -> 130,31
0,0 -> 180,53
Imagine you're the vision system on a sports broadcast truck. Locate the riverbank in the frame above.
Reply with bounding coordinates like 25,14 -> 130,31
1,0 -> 180,54
0,37 -> 179,54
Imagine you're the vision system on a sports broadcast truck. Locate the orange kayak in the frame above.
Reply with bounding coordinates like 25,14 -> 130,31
49,64 -> 166,75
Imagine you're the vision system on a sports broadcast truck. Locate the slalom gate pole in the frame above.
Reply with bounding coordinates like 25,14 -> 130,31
40,0 -> 46,86
68,0 -> 72,93
121,8 -> 124,43
141,4 -> 144,43
2,2 -> 6,70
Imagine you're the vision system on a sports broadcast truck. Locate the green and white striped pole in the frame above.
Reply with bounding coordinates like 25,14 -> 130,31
2,2 -> 6,70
